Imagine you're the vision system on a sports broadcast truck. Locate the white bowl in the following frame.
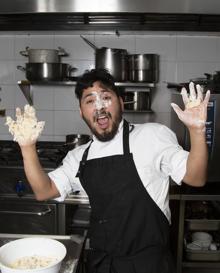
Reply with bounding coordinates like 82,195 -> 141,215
0,237 -> 66,273
192,232 -> 212,242
192,232 -> 212,249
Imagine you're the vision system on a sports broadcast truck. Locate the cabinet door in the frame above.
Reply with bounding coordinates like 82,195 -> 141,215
0,201 -> 58,234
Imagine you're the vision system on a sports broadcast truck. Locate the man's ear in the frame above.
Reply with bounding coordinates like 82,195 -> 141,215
119,96 -> 124,111
79,107 -> 82,117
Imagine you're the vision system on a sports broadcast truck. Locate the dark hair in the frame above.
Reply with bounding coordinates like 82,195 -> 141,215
75,68 -> 122,101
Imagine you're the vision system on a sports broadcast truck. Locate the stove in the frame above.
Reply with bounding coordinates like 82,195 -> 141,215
0,140 -> 68,196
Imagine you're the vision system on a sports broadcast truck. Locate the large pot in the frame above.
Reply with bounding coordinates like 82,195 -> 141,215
64,134 -> 91,150
123,91 -> 151,111
95,47 -> 128,82
17,63 -> 76,81
80,35 -> 128,81
20,47 -> 68,63
128,54 -> 159,82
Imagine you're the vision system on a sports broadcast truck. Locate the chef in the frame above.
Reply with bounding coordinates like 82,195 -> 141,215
6,69 -> 210,273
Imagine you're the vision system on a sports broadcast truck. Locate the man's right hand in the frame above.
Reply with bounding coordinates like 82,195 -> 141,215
5,105 -> 45,146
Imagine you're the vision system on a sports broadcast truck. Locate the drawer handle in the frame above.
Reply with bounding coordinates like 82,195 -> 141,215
0,208 -> 52,216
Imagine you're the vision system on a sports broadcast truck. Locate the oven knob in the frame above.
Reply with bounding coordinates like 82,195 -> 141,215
15,180 -> 26,197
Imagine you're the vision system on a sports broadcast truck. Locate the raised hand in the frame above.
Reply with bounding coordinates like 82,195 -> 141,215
5,105 -> 45,146
171,82 -> 210,131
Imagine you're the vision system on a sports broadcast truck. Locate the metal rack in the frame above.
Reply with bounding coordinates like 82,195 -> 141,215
17,80 -> 156,108
176,194 -> 220,273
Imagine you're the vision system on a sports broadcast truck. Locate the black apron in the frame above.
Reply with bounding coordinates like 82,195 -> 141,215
76,120 -> 176,273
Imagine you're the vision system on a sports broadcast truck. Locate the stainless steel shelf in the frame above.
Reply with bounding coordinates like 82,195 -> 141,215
18,80 -> 156,88
17,80 -> 156,105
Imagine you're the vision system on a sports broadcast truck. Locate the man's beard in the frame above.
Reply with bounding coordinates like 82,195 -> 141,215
82,109 -> 122,142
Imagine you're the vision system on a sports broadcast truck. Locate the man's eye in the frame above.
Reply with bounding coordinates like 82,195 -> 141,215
86,99 -> 94,105
103,96 -> 111,101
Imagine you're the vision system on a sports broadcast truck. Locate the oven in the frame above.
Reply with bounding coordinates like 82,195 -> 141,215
0,199 -> 58,234
0,140 -> 88,235
171,91 -> 220,183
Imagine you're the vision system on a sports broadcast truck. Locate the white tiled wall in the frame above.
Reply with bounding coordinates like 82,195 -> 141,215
0,31 -> 219,141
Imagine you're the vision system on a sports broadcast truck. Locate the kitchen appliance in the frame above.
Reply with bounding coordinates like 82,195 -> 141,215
80,35 -> 128,82
0,140 -> 89,235
17,63 -> 77,81
128,54 -> 159,82
171,92 -> 220,183
20,47 -> 68,63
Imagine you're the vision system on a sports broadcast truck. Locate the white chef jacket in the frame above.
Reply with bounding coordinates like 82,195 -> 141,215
48,120 -> 189,222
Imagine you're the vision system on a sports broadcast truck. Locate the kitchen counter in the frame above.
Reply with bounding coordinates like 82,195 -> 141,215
0,233 -> 86,273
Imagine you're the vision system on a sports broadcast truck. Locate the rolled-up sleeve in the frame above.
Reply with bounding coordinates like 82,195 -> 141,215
155,125 -> 189,185
48,151 -> 83,201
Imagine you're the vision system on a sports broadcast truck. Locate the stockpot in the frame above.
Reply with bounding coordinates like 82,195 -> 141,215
80,35 -> 128,81
17,63 -> 77,81
128,54 -> 159,82
20,47 -> 68,63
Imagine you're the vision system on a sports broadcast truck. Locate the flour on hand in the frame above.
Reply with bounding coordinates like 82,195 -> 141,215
5,105 -> 45,145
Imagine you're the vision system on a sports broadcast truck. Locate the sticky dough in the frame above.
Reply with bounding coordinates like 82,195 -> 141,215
5,105 -> 45,143
185,99 -> 201,109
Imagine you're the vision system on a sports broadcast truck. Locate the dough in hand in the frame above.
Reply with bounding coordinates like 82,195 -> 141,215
185,99 -> 201,109
5,104 -> 45,144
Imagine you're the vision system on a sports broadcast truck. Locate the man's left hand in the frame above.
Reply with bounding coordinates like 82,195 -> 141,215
171,82 -> 210,132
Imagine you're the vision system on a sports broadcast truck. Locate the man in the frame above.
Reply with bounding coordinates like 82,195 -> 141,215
6,69 -> 210,273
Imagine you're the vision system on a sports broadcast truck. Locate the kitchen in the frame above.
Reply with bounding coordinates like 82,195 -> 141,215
0,0 -> 220,273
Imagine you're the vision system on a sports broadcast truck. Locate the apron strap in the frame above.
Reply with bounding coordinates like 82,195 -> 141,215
75,139 -> 93,178
123,119 -> 131,155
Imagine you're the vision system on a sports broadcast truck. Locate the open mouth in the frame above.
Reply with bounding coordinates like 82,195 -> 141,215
95,114 -> 110,130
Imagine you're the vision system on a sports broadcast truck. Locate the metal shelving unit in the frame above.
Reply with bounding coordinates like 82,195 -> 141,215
17,80 -> 156,108
176,194 -> 220,273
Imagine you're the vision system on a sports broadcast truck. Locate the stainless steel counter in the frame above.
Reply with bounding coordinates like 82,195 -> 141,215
0,233 -> 86,273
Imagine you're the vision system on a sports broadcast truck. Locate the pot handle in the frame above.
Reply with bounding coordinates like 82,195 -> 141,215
80,35 -> 98,50
19,46 -> 30,57
57,47 -> 69,57
17,65 -> 26,72
69,66 -> 78,75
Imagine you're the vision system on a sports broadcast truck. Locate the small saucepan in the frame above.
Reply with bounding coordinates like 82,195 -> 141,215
64,134 -> 91,150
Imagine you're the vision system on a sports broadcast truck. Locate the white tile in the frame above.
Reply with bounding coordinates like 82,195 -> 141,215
0,109 -> 14,135
0,134 -> 14,140
14,34 -> 55,60
176,62 -> 216,82
0,84 -> 15,109
69,60 -> 95,77
32,86 -> 54,110
0,61 -> 15,84
94,34 -> 136,53
0,36 -> 15,60
54,86 -> 79,110
54,110 -> 90,136
159,61 -> 177,83
151,85 -> 172,113
176,36 -> 217,62
54,35 -> 95,61
14,61 -> 27,82
54,135 -> 66,142
135,35 -> 177,61
15,85 -> 29,108
36,110 -> 53,135
38,135 -> 55,141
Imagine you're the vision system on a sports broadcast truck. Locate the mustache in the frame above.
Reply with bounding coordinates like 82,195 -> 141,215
93,111 -> 112,122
